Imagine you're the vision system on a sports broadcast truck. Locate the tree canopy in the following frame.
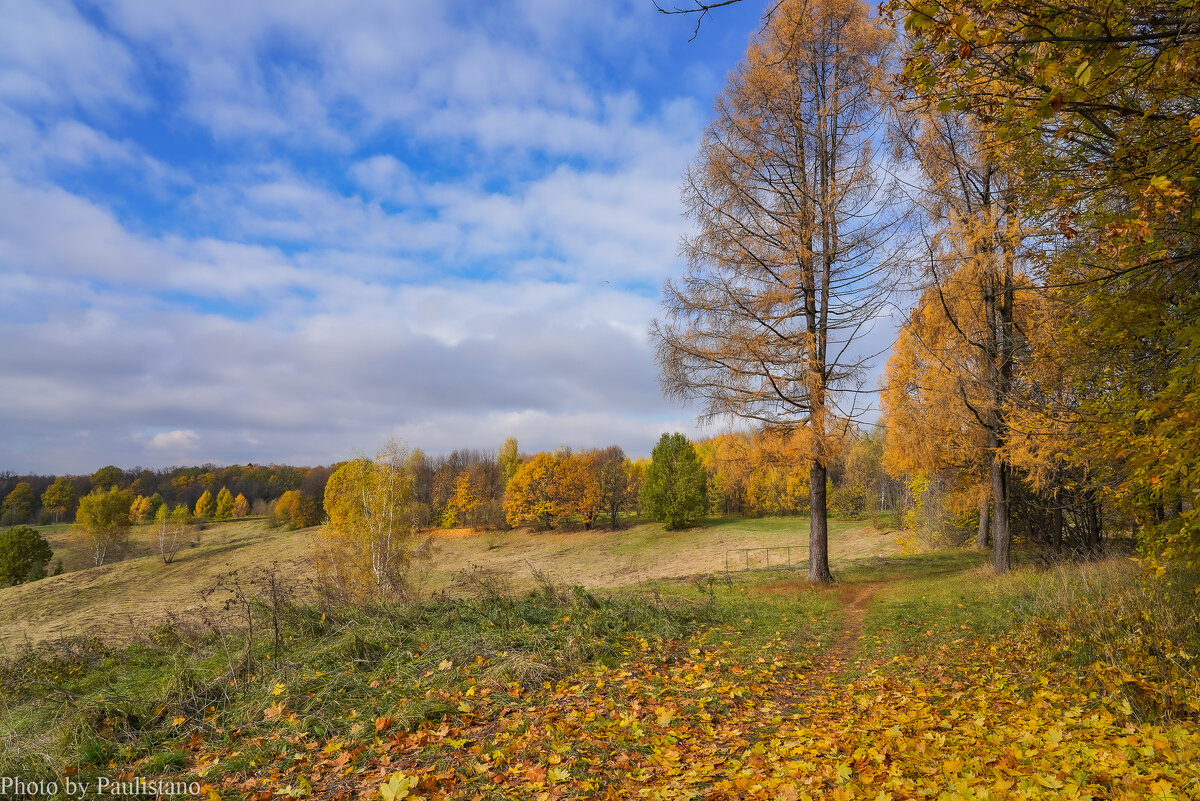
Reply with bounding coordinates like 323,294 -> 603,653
641,434 -> 708,531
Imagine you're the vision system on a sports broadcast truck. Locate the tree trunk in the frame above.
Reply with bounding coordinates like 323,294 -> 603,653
976,495 -> 990,549
990,440 -> 1011,573
1052,502 -> 1063,553
808,460 -> 834,583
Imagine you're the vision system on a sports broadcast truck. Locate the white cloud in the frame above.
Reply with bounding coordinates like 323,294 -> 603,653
350,155 -> 418,204
0,0 -> 142,112
146,429 -> 200,451
0,0 -> 822,474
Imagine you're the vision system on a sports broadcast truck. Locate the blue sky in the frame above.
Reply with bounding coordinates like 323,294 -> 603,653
0,0 -> 892,474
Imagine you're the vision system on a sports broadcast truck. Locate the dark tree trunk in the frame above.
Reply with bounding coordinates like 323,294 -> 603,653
808,461 -> 833,583
1052,502 -> 1063,553
990,443 -> 1011,573
976,495 -> 990,549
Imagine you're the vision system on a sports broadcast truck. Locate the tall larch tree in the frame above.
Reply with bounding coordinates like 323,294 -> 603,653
214,487 -> 234,521
232,493 -> 250,518
194,490 -> 215,520
889,106 -> 1031,571
651,0 -> 898,581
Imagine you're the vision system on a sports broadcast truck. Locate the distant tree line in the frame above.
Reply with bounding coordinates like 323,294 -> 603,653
0,463 -> 333,526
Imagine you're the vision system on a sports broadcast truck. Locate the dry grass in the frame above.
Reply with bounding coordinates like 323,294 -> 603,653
421,517 -> 897,591
0,516 -> 900,656
0,520 -> 316,654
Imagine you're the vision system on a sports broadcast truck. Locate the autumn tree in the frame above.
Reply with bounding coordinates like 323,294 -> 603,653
627,459 -> 648,516
1,482 -> 35,525
131,493 -> 165,524
651,0 -> 898,581
883,279 -> 999,548
499,437 -> 521,486
151,503 -> 193,564
320,440 -> 421,600
41,477 -> 76,523
0,526 -> 54,585
193,490 -> 215,520
91,465 -> 123,490
890,0 -> 1200,567
214,487 -> 234,521
504,452 -> 585,530
444,472 -> 482,528
887,98 -> 1039,570
271,490 -> 322,530
641,434 -> 708,530
145,492 -> 165,522
74,487 -> 133,566
232,493 -> 250,518
595,446 -> 631,530
564,451 -> 604,529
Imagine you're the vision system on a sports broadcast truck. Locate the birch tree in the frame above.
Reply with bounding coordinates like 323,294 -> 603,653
321,440 -> 419,600
74,487 -> 133,566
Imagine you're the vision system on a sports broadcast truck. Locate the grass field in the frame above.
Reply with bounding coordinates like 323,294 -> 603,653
0,515 -> 896,654
4,519 -> 1197,799
0,519 -> 314,653
1,542 -> 1197,800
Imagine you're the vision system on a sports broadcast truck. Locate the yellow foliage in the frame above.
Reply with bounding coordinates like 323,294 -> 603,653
502,451 -> 588,530
319,440 -> 418,601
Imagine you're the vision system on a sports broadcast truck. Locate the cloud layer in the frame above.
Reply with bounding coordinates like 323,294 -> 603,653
2,0 -> 790,472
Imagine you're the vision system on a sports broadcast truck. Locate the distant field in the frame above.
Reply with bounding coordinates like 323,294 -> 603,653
0,516 -> 899,654
0,519 -> 315,654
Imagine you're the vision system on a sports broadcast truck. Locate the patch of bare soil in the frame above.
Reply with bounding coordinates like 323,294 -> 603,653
761,580 -> 890,711
813,582 -> 880,675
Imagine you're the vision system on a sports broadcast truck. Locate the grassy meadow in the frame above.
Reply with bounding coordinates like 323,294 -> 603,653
2,519 -> 1199,799
0,516 -> 893,654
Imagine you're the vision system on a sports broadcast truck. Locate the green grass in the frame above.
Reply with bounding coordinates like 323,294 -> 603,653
0,572 -> 838,790
2,533 -> 1197,797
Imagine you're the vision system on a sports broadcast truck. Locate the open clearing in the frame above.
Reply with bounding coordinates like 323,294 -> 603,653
3,544 -> 1197,800
0,516 -> 897,654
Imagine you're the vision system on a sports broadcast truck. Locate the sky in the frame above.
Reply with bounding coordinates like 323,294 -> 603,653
0,0 -> 896,475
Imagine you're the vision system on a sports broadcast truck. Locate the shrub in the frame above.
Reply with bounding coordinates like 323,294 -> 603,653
0,525 -> 54,585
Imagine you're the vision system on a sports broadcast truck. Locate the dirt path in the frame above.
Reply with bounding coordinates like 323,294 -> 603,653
774,581 -> 888,713
817,582 -> 880,671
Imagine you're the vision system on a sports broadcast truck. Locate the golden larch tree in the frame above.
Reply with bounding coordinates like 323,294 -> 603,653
652,0 -> 898,581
